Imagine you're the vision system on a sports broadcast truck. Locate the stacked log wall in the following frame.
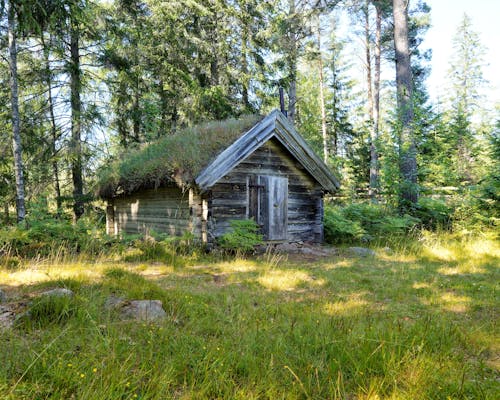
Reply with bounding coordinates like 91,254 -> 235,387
111,187 -> 199,237
209,138 -> 323,242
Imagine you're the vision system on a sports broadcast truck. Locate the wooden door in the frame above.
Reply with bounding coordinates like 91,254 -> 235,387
259,175 -> 288,240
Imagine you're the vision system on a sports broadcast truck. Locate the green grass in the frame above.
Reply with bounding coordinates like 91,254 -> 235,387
97,114 -> 262,198
0,234 -> 498,399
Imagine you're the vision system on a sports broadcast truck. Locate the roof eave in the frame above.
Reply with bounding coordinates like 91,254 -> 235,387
195,109 -> 340,192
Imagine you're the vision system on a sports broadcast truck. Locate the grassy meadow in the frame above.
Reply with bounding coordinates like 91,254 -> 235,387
0,233 -> 498,399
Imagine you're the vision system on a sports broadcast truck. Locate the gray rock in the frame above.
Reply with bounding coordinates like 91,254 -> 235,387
40,288 -> 74,298
119,300 -> 167,321
104,295 -> 126,310
274,243 -> 301,253
0,289 -> 6,303
348,247 -> 376,257
0,305 -> 15,329
299,247 -> 326,256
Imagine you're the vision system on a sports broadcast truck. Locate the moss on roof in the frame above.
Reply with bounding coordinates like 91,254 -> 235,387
97,114 -> 263,198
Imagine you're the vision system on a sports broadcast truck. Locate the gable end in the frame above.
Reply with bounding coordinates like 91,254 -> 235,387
195,110 -> 340,192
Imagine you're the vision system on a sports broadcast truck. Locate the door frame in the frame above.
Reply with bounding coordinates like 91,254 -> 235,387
247,174 -> 288,241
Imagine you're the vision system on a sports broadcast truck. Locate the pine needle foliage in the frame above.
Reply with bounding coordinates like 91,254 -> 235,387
97,115 -> 263,198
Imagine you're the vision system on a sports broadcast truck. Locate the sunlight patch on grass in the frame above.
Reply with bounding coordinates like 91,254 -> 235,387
464,238 -> 500,258
438,265 -> 486,275
437,292 -> 471,313
412,282 -> 431,289
322,259 -> 354,270
213,260 -> 258,274
0,261 -> 167,288
323,293 -> 369,316
1,269 -> 52,287
438,266 -> 461,275
136,264 -> 174,276
378,252 -> 419,263
1,263 -> 103,287
257,269 -> 321,291
423,245 -> 456,262
421,233 -> 500,265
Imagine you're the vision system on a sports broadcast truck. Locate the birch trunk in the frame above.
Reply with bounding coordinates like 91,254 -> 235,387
317,18 -> 328,163
8,1 -> 26,223
369,1 -> 382,202
364,1 -> 374,123
393,0 -> 418,207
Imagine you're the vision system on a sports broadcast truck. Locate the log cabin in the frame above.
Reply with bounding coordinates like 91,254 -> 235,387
99,110 -> 340,244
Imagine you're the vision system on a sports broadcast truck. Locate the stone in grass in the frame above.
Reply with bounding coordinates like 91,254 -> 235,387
0,288 -> 6,303
104,295 -> 126,310
348,247 -> 376,257
120,300 -> 167,321
0,305 -> 15,329
105,296 -> 167,321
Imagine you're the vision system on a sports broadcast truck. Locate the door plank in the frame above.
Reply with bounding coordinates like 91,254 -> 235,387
258,175 -> 288,240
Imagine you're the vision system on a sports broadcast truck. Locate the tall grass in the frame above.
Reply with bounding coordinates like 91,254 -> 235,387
1,231 -> 498,399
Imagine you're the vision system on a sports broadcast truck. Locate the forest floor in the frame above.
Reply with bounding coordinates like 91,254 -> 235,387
0,234 -> 499,399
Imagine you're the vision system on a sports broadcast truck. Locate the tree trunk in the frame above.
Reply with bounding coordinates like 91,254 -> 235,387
70,19 -> 84,221
158,78 -> 168,136
210,6 -> 220,87
330,44 -> 338,157
287,0 -> 297,125
42,34 -> 62,215
241,22 -> 250,110
393,0 -> 418,208
8,1 -> 26,223
133,88 -> 140,141
364,0 -> 374,123
369,1 -> 382,202
317,18 -> 328,163
4,202 -> 10,224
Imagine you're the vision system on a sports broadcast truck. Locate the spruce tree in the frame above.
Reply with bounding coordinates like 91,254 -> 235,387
446,13 -> 487,185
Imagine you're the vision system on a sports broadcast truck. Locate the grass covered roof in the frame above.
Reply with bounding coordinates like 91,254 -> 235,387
97,114 -> 263,198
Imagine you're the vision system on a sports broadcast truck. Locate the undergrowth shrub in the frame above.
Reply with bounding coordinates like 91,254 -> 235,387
414,198 -> 453,229
0,206 -> 113,259
447,188 -> 500,235
323,207 -> 364,243
324,203 -> 418,244
218,219 -> 263,254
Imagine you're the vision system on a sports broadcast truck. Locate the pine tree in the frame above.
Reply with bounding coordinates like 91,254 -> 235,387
393,0 -> 418,209
446,13 -> 487,184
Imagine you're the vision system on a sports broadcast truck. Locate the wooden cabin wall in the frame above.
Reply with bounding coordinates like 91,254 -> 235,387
110,187 -> 200,237
208,138 -> 324,243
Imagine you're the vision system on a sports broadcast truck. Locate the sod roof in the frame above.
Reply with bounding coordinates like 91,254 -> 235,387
97,114 -> 263,198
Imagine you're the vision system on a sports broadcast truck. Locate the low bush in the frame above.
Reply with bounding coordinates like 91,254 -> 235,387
0,200 -> 116,259
324,203 -> 418,244
218,219 -> 263,254
323,207 -> 365,244
414,198 -> 453,229
0,216 -> 112,259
